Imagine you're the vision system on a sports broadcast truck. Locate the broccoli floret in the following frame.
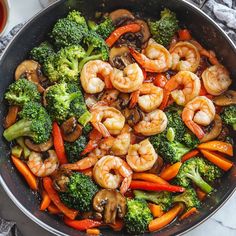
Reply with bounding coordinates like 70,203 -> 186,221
5,78 -> 40,106
64,136 -> 87,163
59,172 -> 98,212
3,102 -> 52,143
51,18 -> 86,49
67,10 -> 88,30
124,199 -> 153,234
150,135 -> 191,163
173,188 -> 200,210
88,17 -> 114,39
148,8 -> 179,47
175,157 -> 213,193
182,131 -> 199,149
221,105 -> 236,130
82,123 -> 92,136
134,190 -> 172,211
45,82 -> 91,125
30,41 -> 55,64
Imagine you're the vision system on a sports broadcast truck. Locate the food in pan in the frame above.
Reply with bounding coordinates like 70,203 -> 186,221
3,8 -> 235,234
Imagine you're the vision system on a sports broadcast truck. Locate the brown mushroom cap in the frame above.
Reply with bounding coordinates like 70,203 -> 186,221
213,90 -> 236,106
51,168 -> 72,192
15,60 -> 45,93
109,9 -> 134,26
93,189 -> 126,224
25,136 -> 53,152
134,19 -> 151,43
122,107 -> 145,127
61,117 -> 83,142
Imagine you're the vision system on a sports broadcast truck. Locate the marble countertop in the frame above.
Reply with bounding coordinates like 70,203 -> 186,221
1,0 -> 236,235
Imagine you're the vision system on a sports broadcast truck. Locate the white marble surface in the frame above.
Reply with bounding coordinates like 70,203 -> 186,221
1,0 -> 236,235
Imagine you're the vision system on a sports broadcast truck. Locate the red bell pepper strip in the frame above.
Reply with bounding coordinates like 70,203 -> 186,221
64,217 -> 101,231
106,24 -> 141,47
178,29 -> 192,41
129,180 -> 185,193
52,122 -> 68,164
43,177 -> 78,220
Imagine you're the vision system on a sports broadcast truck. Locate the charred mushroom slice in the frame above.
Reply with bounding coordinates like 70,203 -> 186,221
93,189 -> 126,224
61,117 -> 83,142
122,107 -> 144,127
25,136 -> 53,152
15,60 -> 45,93
213,90 -> 236,106
134,19 -> 151,43
52,168 -> 72,192
109,9 -> 134,26
109,46 -> 134,69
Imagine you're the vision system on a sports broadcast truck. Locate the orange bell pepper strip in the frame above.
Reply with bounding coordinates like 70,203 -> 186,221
181,149 -> 200,162
132,173 -> 169,185
179,207 -> 198,220
149,203 -> 184,232
52,122 -> 68,164
148,203 -> 164,218
40,190 -> 51,211
196,187 -> 207,201
200,149 -> 233,171
11,155 -> 38,191
106,24 -> 141,47
86,228 -> 101,235
129,90 -> 140,108
107,219 -> 124,231
178,29 -> 192,41
47,203 -> 62,214
129,181 -> 185,193
160,162 -> 182,181
198,140 -> 233,156
64,217 -> 101,231
43,177 -> 78,220
153,74 -> 168,88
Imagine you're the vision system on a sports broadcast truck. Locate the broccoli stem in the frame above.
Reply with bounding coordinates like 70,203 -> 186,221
186,172 -> 213,193
134,190 -> 158,204
233,123 -> 236,130
78,54 -> 102,72
78,110 -> 92,126
3,119 -> 32,141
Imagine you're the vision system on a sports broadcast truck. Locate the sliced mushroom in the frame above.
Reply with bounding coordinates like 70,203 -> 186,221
122,107 -> 144,127
200,114 -> 222,143
109,46 -> 134,69
51,168 -> 72,192
134,19 -> 151,43
109,9 -> 134,26
213,90 -> 236,106
25,136 -> 53,152
100,89 -> 120,105
61,117 -> 83,142
148,156 -> 164,174
15,60 -> 45,93
93,189 -> 126,224
112,93 -> 130,110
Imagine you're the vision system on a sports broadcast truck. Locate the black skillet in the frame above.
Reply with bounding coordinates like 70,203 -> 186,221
0,0 -> 236,235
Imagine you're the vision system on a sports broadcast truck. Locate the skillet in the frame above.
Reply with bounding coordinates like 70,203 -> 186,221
0,0 -> 236,235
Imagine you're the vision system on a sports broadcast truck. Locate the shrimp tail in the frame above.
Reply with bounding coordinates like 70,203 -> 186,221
159,89 -> 170,110
120,175 -> 132,195
185,120 -> 205,139
129,90 -> 140,108
94,122 -> 111,138
104,76 -> 113,89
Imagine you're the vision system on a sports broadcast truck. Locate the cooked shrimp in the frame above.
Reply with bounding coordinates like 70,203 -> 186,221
170,41 -> 200,72
110,63 -> 144,93
93,155 -> 133,194
134,109 -> 168,136
80,60 -> 113,94
202,64 -> 232,96
126,139 -> 158,172
99,89 -> 120,105
182,96 -> 216,139
91,105 -> 125,137
111,125 -> 131,156
130,38 -> 172,72
163,71 -> 201,106
27,150 -> 59,177
138,83 -> 163,112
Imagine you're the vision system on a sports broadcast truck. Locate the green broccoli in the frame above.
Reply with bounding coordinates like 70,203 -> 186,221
82,123 -> 92,136
30,41 -> 55,64
175,157 -> 214,193
45,82 -> 91,125
173,188 -> 200,210
148,8 -> 179,47
182,131 -> 200,149
3,102 -> 52,143
59,172 -> 98,212
221,105 -> 236,130
88,17 -> 114,39
64,135 -> 87,163
67,10 -> 88,30
4,78 -> 40,106
124,199 -> 153,234
134,190 -> 172,211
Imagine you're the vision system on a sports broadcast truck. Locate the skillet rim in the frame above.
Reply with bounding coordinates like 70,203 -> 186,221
0,0 -> 236,235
